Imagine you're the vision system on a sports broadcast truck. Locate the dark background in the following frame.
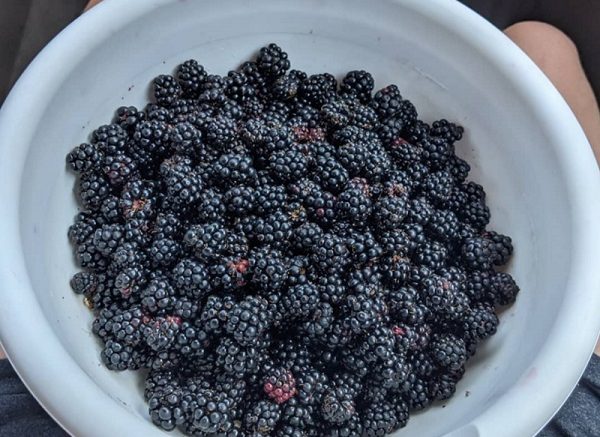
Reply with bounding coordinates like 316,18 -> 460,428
1,0 -> 599,103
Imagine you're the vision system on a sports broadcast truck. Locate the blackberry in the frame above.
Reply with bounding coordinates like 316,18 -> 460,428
196,189 -> 226,223
387,287 -> 425,325
92,124 -> 128,155
149,238 -> 181,267
92,223 -> 124,256
409,351 -> 435,378
101,339 -> 142,371
351,103 -> 379,130
336,178 -> 372,224
223,185 -> 256,216
311,232 -> 349,273
346,230 -> 384,265
225,296 -> 270,346
414,240 -> 448,270
69,211 -> 102,245
446,155 -> 471,183
176,59 -> 208,98
321,387 -> 355,424
113,106 -> 146,132
160,155 -> 203,208
311,273 -> 346,306
301,302 -> 334,339
225,70 -> 256,103
112,241 -> 146,268
67,143 -> 104,173
184,387 -> 234,434
198,74 -> 228,105
257,43 -> 290,79
484,231 -> 514,265
148,384 -> 185,431
460,236 -> 497,271
70,271 -> 98,295
292,222 -> 323,253
429,371 -> 460,401
170,122 -> 203,158
405,119 -> 431,144
131,120 -> 171,167
152,212 -> 181,240
361,401 -> 399,436
172,259 -> 212,299
238,211 -> 293,250
302,185 -> 337,227
103,154 -> 138,187
419,135 -> 453,169
203,115 -> 237,150
279,283 -> 320,321
271,70 -> 305,100
183,222 -> 227,261
426,209 -> 460,242
386,138 -> 422,168
430,333 -> 467,371
79,171 -> 112,210
372,354 -> 411,390
269,146 -> 311,183
120,179 -> 156,221
321,100 -> 352,129
340,70 -> 374,103
369,84 -> 408,121
143,315 -> 182,352
489,271 -> 520,306
209,256 -> 251,291
141,276 -> 177,313
421,276 -> 456,313
216,337 -> 260,376
459,199 -> 491,231
405,196 -> 434,226
372,193 -> 408,231
264,367 -> 298,404
378,229 -> 411,258
313,155 -> 349,193
279,398 -> 314,429
244,400 -> 281,434
199,294 -> 236,335
430,119 -> 464,143
299,73 -> 337,108
211,153 -> 258,188
250,248 -> 288,292
422,170 -> 454,205
153,74 -> 182,106
341,294 -> 386,335
405,374 -> 432,411
255,184 -> 288,215
462,303 -> 499,343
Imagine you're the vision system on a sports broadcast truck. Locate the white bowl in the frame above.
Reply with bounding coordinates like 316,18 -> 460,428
1,0 -> 600,436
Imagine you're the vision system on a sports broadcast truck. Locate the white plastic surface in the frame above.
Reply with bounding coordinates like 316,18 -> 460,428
0,0 -> 599,436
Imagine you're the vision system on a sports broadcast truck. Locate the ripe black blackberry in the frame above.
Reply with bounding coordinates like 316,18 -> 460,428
361,400 -> 399,436
405,374 -> 433,411
67,143 -> 104,173
484,231 -> 514,266
153,74 -> 182,106
223,185 -> 256,216
195,188 -> 226,224
387,287 -> 426,325
211,152 -> 257,188
176,59 -> 207,98
101,339 -> 144,371
462,303 -> 499,343
300,302 -> 334,339
182,387 -> 234,435
225,295 -> 270,346
299,73 -> 337,108
421,170 -> 454,205
92,123 -> 128,155
426,209 -> 460,243
321,100 -> 352,129
103,154 -> 138,187
69,211 -> 103,245
271,70 -> 305,101
311,232 -> 349,273
321,387 -> 356,424
199,293 -> 236,335
340,70 -> 374,103
216,337 -> 260,376
256,43 -> 291,80
346,230 -> 384,265
431,119 -> 464,143
420,276 -> 456,313
269,146 -> 310,183
460,236 -> 497,271
372,193 -> 409,231
224,70 -> 255,103
244,400 -> 281,435
99,194 -> 123,222
253,184 -> 287,215
250,248 -> 288,292
92,223 -> 124,256
70,271 -> 99,295
336,178 -> 372,224
131,120 -> 171,169
489,271 -> 520,306
341,294 -> 386,336
141,276 -> 176,314
79,171 -> 112,210
312,155 -> 349,194
405,196 -> 434,226
171,259 -> 212,299
279,398 -> 314,430
430,333 -> 467,371
113,105 -> 146,132
279,283 -> 320,322
149,238 -> 181,268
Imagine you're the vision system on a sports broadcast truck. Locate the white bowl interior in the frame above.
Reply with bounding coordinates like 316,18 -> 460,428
3,0 -> 599,436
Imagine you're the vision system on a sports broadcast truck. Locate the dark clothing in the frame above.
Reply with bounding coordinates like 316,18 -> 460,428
0,1 -> 599,436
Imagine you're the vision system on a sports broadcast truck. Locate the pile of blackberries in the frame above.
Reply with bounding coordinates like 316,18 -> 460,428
67,43 -> 519,436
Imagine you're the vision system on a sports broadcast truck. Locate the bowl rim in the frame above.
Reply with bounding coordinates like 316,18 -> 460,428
1,0 -> 599,436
